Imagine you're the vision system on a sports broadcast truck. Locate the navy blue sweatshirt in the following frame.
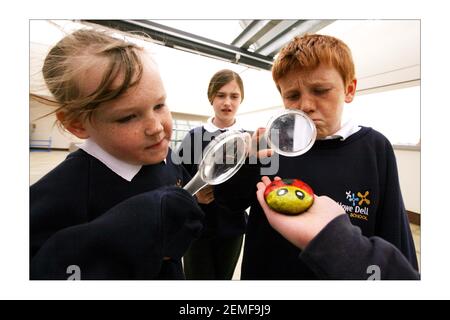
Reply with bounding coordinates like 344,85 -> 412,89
30,149 -> 204,280
302,214 -> 419,279
216,126 -> 418,279
175,126 -> 247,239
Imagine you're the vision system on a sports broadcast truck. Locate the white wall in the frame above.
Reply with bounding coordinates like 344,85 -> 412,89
394,148 -> 421,214
320,20 -> 420,91
237,107 -> 283,131
29,100 -> 83,149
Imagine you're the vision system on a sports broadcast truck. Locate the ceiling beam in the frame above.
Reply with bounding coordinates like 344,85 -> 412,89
251,20 -> 299,50
256,20 -> 336,57
83,20 -> 274,70
231,20 -> 281,49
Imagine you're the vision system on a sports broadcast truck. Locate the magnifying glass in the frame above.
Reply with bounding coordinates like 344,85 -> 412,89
183,110 -> 316,195
265,109 -> 316,157
183,130 -> 251,195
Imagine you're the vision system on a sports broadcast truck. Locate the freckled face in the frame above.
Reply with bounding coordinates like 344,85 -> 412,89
211,80 -> 242,125
277,64 -> 356,139
82,53 -> 172,165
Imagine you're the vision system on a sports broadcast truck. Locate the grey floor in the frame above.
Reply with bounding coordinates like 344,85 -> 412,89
30,150 -> 421,278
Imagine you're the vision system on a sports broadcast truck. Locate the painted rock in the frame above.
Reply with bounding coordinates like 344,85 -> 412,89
264,178 -> 314,215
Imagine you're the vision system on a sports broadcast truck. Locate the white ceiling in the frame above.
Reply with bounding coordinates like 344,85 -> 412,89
30,20 -> 420,117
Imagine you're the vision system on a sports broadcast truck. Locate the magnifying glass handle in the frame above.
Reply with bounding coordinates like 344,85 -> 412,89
183,172 -> 208,196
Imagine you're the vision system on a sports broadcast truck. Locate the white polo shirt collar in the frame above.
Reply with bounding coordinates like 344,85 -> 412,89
320,120 -> 361,141
77,139 -> 143,182
203,117 -> 244,133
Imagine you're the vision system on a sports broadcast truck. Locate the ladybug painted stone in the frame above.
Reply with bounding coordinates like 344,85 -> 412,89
264,179 -> 314,215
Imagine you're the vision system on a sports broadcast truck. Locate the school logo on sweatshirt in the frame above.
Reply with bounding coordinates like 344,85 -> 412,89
338,190 -> 371,221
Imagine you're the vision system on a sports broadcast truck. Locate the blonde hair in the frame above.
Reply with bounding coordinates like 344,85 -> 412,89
207,69 -> 244,104
31,29 -> 144,126
272,34 -> 355,89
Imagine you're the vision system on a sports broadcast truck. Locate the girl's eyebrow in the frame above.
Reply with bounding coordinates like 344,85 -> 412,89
108,95 -> 167,116
107,106 -> 140,117
217,90 -> 240,95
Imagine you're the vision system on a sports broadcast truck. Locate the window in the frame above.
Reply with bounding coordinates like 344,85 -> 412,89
170,119 -> 204,150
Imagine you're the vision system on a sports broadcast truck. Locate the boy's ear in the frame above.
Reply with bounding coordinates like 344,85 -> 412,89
344,79 -> 357,103
56,111 -> 90,139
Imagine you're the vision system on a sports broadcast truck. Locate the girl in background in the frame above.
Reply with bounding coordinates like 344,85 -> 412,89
177,69 -> 248,279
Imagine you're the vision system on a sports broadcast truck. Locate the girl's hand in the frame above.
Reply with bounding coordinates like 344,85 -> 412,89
256,176 -> 345,250
195,185 -> 215,204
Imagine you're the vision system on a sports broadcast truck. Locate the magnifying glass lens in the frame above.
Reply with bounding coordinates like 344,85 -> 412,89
201,131 -> 250,184
266,109 -> 316,157
184,131 -> 251,195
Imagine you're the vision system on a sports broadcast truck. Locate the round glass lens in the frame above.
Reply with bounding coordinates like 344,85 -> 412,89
265,109 -> 316,157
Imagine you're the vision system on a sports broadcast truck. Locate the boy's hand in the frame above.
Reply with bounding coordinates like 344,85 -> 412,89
195,185 -> 214,204
256,176 -> 345,250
